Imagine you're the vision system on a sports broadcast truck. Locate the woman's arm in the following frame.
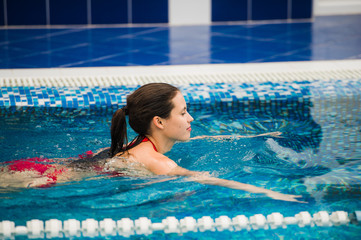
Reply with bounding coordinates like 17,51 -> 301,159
167,166 -> 305,203
191,174 -> 305,203
190,131 -> 283,140
140,149 -> 304,203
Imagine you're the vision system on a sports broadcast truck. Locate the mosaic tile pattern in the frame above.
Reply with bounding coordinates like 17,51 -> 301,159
1,79 -> 359,110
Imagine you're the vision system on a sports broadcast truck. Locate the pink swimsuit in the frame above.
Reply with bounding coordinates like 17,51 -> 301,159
3,157 -> 68,187
2,139 -> 157,188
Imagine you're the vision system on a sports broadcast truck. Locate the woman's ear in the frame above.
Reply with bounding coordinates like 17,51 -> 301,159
152,116 -> 164,129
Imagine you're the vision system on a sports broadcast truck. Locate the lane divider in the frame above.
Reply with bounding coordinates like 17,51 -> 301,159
0,211 -> 360,238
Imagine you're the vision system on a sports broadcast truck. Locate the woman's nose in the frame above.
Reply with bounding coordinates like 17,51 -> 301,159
188,113 -> 194,122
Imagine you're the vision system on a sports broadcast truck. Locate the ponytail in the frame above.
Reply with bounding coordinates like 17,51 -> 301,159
110,83 -> 180,157
110,106 -> 128,157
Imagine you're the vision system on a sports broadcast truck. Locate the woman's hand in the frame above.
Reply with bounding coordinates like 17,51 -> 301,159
255,131 -> 283,138
265,191 -> 307,203
190,131 -> 283,140
189,135 -> 208,140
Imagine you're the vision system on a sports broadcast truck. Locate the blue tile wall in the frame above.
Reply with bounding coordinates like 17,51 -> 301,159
50,0 -> 87,25
212,0 -> 248,22
1,80 -> 360,113
7,0 -> 47,25
292,0 -> 312,19
0,0 -> 4,26
91,0 -> 128,24
0,0 -> 5,26
132,0 -> 168,24
252,0 -> 288,20
0,0 -> 313,26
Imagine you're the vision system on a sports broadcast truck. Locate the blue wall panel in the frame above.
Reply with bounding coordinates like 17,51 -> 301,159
0,0 -> 312,26
132,0 -> 168,23
7,0 -> 46,25
292,0 -> 312,19
0,0 -> 4,25
50,0 -> 87,25
252,0 -> 288,20
91,0 -> 128,24
212,0 -> 248,22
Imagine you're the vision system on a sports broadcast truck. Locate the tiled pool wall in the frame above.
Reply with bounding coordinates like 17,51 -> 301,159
309,81 -> 361,169
1,77 -> 359,112
1,61 -> 360,111
0,0 -> 312,26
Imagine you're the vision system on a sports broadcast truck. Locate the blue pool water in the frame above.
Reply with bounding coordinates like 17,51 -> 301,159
1,81 -> 361,239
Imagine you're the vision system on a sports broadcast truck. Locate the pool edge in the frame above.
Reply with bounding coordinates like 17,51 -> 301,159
1,60 -> 360,87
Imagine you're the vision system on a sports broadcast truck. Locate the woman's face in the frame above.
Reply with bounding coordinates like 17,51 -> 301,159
162,91 -> 194,142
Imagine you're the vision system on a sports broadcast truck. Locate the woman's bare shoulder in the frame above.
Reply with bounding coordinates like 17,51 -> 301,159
106,154 -> 154,177
110,141 -> 178,176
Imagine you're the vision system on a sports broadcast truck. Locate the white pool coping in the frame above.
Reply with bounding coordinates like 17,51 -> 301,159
0,60 -> 360,87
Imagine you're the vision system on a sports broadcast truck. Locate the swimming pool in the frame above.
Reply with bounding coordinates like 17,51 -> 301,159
1,61 -> 361,239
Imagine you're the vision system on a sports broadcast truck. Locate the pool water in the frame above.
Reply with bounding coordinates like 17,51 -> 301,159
1,97 -> 361,239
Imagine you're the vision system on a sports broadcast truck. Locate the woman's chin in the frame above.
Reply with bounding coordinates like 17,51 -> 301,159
178,134 -> 191,142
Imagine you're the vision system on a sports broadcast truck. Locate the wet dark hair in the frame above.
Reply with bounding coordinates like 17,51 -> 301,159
110,83 -> 180,157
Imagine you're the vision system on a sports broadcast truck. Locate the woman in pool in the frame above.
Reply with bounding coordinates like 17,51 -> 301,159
1,83 -> 303,202
105,83 -> 302,202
